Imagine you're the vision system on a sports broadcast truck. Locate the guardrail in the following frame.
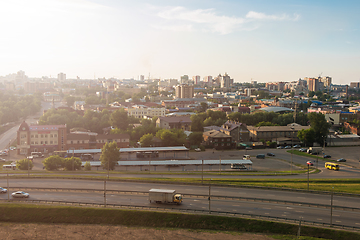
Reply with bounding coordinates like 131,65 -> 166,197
5,187 -> 360,212
1,198 -> 359,232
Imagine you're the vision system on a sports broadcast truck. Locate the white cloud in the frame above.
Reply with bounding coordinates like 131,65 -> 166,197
152,6 -> 299,34
246,11 -> 300,21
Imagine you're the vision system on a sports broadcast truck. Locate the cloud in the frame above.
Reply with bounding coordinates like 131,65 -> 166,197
152,6 -> 299,34
246,11 -> 300,21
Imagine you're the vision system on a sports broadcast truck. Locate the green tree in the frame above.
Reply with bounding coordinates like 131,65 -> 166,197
42,155 -> 64,171
308,113 -> 331,145
139,133 -> 153,147
199,102 -> 208,112
100,141 -> 120,170
84,161 -> 92,171
297,128 -> 316,146
110,109 -> 129,130
64,95 -> 76,107
188,132 -> 203,147
63,157 -> 82,171
16,158 -> 34,170
190,115 -> 204,132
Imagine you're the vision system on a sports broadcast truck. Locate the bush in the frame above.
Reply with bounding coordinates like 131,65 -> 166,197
16,159 -> 34,170
84,162 -> 91,171
199,145 -> 205,151
43,155 -> 64,171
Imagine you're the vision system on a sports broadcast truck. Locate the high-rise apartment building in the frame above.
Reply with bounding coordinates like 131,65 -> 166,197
180,75 -> 189,84
220,73 -> 233,88
58,72 -> 66,81
350,82 -> 360,88
192,75 -> 200,85
175,84 -> 194,99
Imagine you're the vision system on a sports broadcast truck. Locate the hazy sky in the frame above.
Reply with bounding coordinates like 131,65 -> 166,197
0,0 -> 359,84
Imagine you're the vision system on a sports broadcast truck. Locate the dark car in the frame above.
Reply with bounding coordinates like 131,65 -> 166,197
256,154 -> 265,159
337,158 -> 346,162
267,153 -> 275,156
323,155 -> 331,158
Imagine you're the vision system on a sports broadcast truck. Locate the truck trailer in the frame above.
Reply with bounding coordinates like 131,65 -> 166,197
149,189 -> 183,204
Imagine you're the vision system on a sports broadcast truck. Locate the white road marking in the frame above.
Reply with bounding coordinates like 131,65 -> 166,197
264,213 -> 269,215
193,200 -> 199,202
286,207 -> 293,209
263,207 -> 271,210
248,211 -> 253,213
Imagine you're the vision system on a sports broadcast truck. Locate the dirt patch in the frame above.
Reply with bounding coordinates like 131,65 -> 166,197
0,223 -> 277,240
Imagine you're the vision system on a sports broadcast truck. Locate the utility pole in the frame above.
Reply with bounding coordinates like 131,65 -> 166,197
201,159 -> 204,184
208,179 -> 211,214
307,164 -> 310,191
104,180 -> 107,207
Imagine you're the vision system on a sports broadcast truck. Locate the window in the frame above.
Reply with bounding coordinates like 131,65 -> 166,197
40,141 -> 43,144
71,141 -> 73,144
21,134 -> 26,139
54,134 -> 57,138
50,141 -> 53,144
54,141 -> 57,144
41,134 -> 44,138
31,141 -> 34,145
35,135 -> 38,138
45,134 -> 48,138
45,141 -> 47,144
50,134 -> 53,138
31,135 -> 34,138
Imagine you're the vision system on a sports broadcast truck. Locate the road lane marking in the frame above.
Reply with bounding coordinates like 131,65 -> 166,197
286,207 -> 293,209
281,215 -> 287,217
263,207 -> 271,210
333,215 -> 340,217
295,211 -> 304,213
317,219 -> 322,221
232,205 -> 240,207
356,223 -> 360,225
264,213 -> 269,215
336,221 -> 342,223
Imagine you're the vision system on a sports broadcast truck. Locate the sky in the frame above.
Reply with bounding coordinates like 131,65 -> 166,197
0,0 -> 359,84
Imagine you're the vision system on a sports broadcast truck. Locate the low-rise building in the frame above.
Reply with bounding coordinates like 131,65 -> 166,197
247,124 -> 310,142
203,130 -> 233,150
156,116 -> 192,131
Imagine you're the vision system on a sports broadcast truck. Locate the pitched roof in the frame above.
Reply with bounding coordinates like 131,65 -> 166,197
158,116 -> 191,123
29,125 -> 66,131
203,130 -> 231,138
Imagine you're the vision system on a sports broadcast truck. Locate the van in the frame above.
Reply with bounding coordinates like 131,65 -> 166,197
31,152 -> 44,158
256,154 -> 265,159
243,155 -> 251,160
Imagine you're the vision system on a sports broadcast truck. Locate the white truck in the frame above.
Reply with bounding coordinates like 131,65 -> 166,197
307,147 -> 322,155
149,189 -> 183,204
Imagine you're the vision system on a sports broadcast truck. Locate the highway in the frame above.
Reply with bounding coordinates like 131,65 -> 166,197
1,179 -> 359,228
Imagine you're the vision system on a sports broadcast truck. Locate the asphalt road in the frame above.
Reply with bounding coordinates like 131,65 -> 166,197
1,185 -> 359,228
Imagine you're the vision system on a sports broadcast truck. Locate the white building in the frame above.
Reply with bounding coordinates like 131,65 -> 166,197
126,105 -> 166,119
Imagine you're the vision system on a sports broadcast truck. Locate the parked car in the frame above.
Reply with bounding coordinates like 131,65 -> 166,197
323,155 -> 331,158
0,157 -> 6,162
256,154 -> 265,159
11,191 -> 29,198
306,161 -> 314,166
337,158 -> 346,162
267,153 -> 275,156
194,148 -> 201,152
284,146 -> 291,149
299,148 -> 307,152
245,147 -> 252,150
293,145 -> 301,148
0,187 -> 7,193
277,146 -> 284,149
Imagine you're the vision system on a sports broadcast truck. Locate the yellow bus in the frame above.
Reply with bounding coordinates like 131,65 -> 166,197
325,162 -> 339,171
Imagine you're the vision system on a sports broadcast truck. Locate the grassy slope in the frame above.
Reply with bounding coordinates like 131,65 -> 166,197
0,204 -> 359,240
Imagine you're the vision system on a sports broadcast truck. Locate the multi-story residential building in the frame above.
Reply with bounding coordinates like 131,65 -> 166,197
203,130 -> 233,150
24,81 -> 52,92
218,73 -> 233,88
175,84 -> 194,99
161,98 -> 206,108
219,121 -> 249,143
350,82 -> 360,88
192,75 -> 200,85
17,122 -> 67,155
180,75 -> 189,84
126,105 -> 165,119
58,72 -> 66,81
247,125 -> 310,142
156,116 -> 192,131
17,122 -> 130,155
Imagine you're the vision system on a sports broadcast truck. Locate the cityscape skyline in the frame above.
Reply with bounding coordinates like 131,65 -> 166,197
1,0 -> 359,84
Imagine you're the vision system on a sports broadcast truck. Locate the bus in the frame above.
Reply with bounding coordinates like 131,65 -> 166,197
3,164 -> 16,170
231,163 -> 247,170
325,162 -> 339,171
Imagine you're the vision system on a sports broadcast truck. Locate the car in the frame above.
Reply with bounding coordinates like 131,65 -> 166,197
0,157 -> 6,162
311,152 -> 318,155
337,158 -> 346,162
284,146 -> 291,149
293,145 -> 301,148
306,161 -> 314,166
0,187 -> 7,193
194,148 -> 201,152
245,147 -> 252,150
323,155 -> 331,158
267,153 -> 275,156
11,191 -> 29,198
256,154 -> 265,159
277,146 -> 284,149
299,148 -> 307,152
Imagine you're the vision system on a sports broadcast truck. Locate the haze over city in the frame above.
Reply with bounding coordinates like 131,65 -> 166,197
0,0 -> 359,84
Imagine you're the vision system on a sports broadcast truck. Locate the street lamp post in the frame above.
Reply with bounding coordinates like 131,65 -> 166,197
290,127 -> 294,174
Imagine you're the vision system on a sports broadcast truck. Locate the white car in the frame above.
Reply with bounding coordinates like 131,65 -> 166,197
194,148 -> 201,152
0,157 -> 6,162
0,187 -> 7,193
11,191 -> 29,198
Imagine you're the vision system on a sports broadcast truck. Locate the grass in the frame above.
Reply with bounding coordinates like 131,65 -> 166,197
0,204 -> 358,240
